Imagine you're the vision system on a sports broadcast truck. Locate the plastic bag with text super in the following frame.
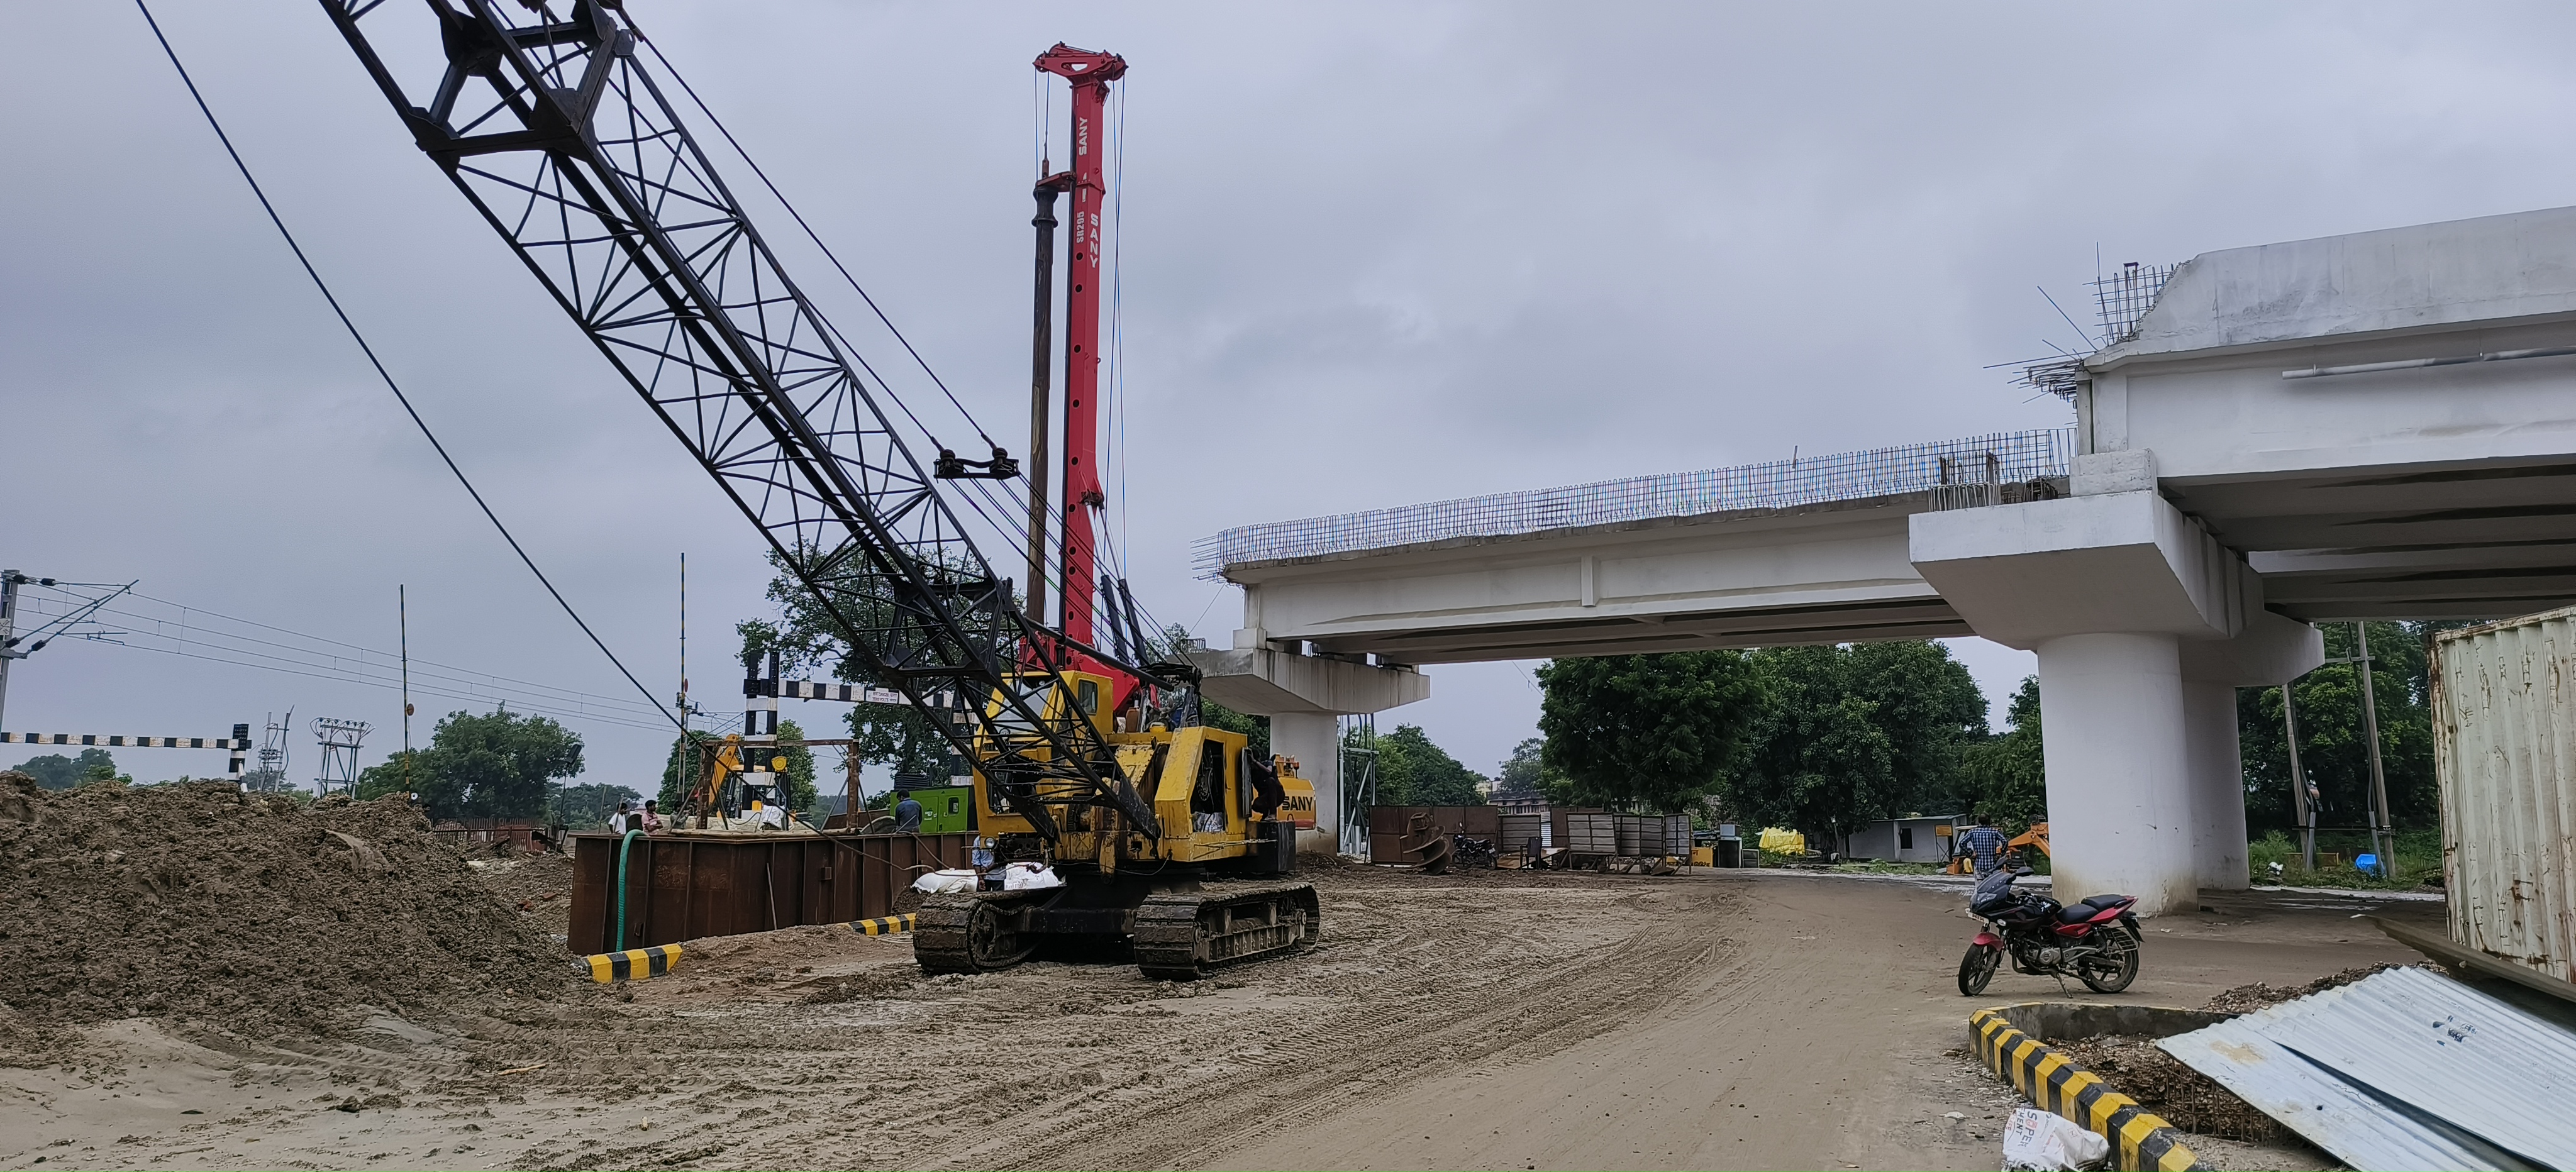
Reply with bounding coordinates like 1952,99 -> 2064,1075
2000,1107 -> 2109,1171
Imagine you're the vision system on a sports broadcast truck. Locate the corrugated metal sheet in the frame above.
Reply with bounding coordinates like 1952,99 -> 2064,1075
2158,966 -> 2576,1171
2431,606 -> 2576,983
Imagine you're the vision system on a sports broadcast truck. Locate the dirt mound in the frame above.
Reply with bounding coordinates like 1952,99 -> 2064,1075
2050,1034 -> 2284,1142
0,771 -> 581,1050
2038,965 -> 2418,1144
2201,963 -> 2404,1014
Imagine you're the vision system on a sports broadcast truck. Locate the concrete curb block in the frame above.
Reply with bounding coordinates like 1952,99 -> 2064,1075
850,913 -> 917,937
1970,1007 -> 2206,1171
580,944 -> 682,983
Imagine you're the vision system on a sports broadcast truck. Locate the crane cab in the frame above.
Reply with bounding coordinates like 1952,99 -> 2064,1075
968,670 -> 1314,875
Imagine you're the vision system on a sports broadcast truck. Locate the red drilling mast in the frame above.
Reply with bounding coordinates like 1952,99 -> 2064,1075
1031,43 -> 1126,652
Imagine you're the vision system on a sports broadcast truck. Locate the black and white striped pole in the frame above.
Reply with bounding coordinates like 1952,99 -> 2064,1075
2,727 -> 252,778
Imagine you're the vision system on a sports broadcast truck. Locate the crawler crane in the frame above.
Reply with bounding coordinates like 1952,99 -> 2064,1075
321,0 -> 1319,978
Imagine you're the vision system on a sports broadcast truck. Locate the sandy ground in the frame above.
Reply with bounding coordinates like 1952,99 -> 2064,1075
0,863 -> 2436,1171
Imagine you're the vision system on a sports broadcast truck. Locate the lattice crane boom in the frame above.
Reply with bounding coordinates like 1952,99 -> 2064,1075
318,0 -> 1148,837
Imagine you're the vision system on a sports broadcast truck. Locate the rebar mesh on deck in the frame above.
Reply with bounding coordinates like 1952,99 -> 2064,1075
1196,428 -> 2076,577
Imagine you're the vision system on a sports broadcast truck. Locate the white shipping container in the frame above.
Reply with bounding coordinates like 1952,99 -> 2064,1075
2429,606 -> 2576,983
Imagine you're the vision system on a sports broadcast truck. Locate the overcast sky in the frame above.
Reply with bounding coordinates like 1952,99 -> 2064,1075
8,1 -> 2576,793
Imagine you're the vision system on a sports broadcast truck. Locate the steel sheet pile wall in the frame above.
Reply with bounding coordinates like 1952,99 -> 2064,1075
567,832 -> 970,955
1365,805 -> 1503,863
2430,607 -> 2576,983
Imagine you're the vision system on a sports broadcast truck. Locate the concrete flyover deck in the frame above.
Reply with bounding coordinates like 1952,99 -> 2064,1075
1197,203 -> 2576,915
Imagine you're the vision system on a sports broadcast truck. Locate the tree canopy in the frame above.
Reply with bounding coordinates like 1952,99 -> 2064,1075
2240,620 -> 2449,832
9,748 -> 119,790
1536,651 -> 1764,813
365,708 -> 583,824
1957,676 -> 2046,830
1365,723 -> 1487,805
1724,642 -> 1987,843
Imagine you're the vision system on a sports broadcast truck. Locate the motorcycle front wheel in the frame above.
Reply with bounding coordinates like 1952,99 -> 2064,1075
1957,943 -> 2002,996
2079,927 -> 2141,993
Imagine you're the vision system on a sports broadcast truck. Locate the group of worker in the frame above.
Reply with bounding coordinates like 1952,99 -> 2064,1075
606,800 -> 665,834
595,790 -> 928,834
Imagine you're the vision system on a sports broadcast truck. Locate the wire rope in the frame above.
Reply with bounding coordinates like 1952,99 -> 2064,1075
135,0 -> 682,732
633,30 -> 999,452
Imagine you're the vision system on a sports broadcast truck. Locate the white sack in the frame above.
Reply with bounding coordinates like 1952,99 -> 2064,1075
2000,1107 -> 2109,1171
911,868 -> 979,895
1000,861 -> 1064,891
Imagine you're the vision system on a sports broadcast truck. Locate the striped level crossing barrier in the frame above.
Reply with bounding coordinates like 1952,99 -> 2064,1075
580,944 -> 682,983
4,727 -> 250,775
1970,1007 -> 2204,1171
850,913 -> 917,937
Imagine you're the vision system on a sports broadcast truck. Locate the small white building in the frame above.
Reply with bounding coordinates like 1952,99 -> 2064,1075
1846,814 -> 1963,864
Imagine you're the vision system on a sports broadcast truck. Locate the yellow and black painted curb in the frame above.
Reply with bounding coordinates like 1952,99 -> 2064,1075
1970,1007 -> 2205,1172
850,913 -> 917,937
579,944 -> 682,983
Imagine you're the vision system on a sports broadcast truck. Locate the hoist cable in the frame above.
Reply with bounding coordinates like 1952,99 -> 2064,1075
135,0 -> 682,732
635,29 -> 999,451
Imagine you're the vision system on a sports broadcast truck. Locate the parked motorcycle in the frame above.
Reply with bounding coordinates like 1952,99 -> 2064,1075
1957,865 -> 2141,995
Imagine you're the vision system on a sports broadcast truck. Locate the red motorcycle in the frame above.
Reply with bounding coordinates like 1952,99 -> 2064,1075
1956,865 -> 2141,995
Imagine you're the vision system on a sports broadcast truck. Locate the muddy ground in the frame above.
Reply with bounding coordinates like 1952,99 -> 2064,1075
0,858 -> 2440,1170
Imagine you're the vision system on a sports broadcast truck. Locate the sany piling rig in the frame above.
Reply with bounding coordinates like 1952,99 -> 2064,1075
319,2 -> 1316,979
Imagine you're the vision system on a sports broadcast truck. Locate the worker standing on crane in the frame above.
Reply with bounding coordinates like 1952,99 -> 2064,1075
1957,814 -> 2011,876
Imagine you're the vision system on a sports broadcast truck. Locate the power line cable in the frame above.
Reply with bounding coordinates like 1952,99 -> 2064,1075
135,0 -> 680,732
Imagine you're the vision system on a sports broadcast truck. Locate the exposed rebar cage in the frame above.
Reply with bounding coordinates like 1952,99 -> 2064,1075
1199,429 -> 2076,574
2092,261 -> 2176,347
1337,713 -> 1376,862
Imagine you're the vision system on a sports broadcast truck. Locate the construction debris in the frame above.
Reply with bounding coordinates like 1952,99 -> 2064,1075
2160,965 -> 2576,1171
0,771 -> 580,1059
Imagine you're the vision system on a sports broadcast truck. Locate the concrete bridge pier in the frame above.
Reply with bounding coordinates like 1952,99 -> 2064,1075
1914,452 -> 2321,914
1187,638 -> 1430,854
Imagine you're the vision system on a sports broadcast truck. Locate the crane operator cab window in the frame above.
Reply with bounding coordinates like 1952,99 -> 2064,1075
1190,741 -> 1228,834
1075,679 -> 1100,721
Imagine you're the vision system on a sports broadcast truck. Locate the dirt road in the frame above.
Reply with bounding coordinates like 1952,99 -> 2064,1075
0,863 -> 2435,1171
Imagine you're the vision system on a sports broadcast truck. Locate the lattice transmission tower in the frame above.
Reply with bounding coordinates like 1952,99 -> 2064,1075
311,717 -> 370,797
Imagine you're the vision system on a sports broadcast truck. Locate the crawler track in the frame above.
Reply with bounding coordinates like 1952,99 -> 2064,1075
913,890 -> 1035,975
1132,880 -> 1321,980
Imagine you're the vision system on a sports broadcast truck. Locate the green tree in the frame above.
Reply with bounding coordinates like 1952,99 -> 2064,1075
2240,621 -> 2446,832
1538,651 -> 1764,812
773,718 -> 821,811
1843,640 -> 1989,812
1958,676 -> 2046,829
743,582 -> 954,776
11,748 -> 118,790
354,749 -> 426,802
409,709 -> 584,824
1369,723 -> 1487,805
1201,701 -> 1270,760
1726,641 -> 1990,848
548,782 -> 644,830
657,729 -> 722,812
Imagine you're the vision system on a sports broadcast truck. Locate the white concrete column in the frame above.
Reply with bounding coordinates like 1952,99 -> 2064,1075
2182,678 -> 2249,892
2035,631 -> 2198,915
1269,711 -> 1341,855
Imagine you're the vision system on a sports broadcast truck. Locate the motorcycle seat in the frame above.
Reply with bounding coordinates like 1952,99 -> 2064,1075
2058,894 -> 2131,923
